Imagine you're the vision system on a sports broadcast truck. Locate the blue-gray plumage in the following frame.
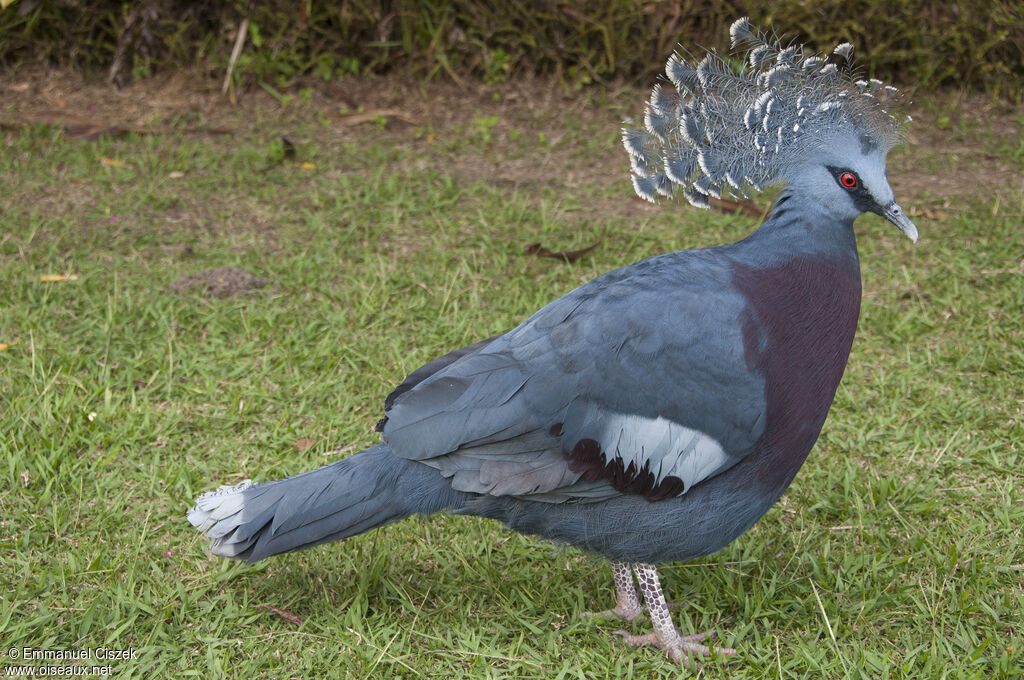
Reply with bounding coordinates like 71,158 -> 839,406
189,18 -> 918,666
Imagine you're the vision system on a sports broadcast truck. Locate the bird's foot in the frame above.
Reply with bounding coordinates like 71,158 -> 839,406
583,601 -> 644,622
614,629 -> 735,667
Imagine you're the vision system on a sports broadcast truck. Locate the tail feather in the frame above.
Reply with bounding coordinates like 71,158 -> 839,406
188,443 -> 469,562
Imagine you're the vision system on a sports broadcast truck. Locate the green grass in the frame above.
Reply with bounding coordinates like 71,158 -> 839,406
1,83 -> 1022,679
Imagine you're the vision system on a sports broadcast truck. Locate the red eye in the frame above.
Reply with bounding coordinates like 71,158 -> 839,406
840,172 -> 857,188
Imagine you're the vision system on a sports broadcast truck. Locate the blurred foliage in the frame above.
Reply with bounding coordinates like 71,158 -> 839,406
0,0 -> 1021,95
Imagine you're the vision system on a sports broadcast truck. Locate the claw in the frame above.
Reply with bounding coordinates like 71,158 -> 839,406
615,629 -> 735,667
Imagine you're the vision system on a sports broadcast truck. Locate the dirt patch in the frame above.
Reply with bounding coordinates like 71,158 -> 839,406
170,267 -> 268,298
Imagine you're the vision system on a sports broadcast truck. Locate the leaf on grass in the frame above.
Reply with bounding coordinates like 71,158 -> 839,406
260,605 -> 303,626
907,207 -> 948,220
39,274 -> 80,282
708,196 -> 765,218
336,109 -> 420,126
101,157 -> 130,169
168,171 -> 185,179
525,233 -> 604,263
293,437 -> 315,452
298,162 -> 317,170
0,340 -> 18,352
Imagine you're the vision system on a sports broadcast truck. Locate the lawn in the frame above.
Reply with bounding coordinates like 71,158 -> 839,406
1,72 -> 1022,678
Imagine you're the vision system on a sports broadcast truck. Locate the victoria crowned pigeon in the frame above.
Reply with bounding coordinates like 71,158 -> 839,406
189,18 -> 918,665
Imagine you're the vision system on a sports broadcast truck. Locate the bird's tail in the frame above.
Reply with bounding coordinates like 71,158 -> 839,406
187,443 -> 468,563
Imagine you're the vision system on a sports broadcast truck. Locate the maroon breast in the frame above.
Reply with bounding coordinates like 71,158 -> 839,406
732,258 -> 862,493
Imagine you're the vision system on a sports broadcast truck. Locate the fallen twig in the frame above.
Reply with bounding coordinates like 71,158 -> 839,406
708,196 -> 765,218
335,109 -> 420,126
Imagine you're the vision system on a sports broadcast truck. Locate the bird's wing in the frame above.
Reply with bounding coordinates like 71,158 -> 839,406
377,334 -> 502,427
380,251 -> 767,502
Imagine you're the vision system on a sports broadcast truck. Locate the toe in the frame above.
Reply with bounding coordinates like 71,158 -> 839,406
584,603 -> 643,622
614,630 -> 687,665
613,628 -> 734,665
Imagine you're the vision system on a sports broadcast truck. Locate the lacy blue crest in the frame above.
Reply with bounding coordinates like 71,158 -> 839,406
624,17 -> 910,206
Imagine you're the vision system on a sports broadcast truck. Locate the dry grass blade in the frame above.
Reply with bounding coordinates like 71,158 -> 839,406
223,17 -> 250,97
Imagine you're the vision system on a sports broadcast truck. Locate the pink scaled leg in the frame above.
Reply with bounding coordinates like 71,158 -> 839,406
615,563 -> 735,667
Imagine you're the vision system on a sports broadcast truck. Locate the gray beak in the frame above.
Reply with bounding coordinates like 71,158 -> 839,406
882,202 -> 918,243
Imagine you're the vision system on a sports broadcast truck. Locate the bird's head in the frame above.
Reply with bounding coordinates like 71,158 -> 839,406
623,17 -> 918,243
788,129 -> 918,242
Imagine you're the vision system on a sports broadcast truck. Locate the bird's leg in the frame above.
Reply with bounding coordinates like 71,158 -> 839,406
615,563 -> 735,666
583,561 -> 643,622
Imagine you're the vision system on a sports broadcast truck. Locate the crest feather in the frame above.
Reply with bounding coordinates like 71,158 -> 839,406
729,17 -> 755,47
624,18 -> 910,204
833,42 -> 855,62
666,54 -> 700,92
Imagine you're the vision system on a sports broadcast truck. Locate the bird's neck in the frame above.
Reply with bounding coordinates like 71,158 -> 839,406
737,189 -> 860,270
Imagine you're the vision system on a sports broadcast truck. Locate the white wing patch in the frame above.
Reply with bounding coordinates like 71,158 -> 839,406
597,412 -> 730,492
